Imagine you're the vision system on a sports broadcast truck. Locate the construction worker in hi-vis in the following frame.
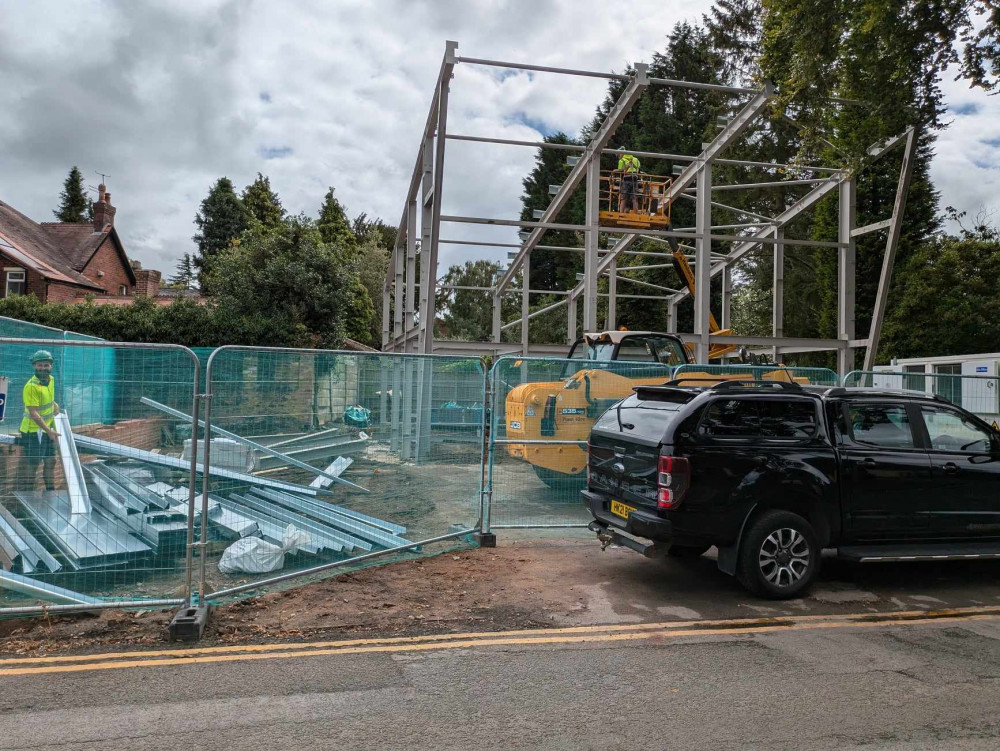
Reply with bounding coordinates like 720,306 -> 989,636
17,350 -> 60,491
617,146 -> 641,212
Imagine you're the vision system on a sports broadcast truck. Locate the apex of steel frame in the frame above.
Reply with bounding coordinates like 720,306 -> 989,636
382,40 -> 918,375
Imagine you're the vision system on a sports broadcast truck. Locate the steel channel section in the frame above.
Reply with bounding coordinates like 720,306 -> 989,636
140,396 -> 368,493
53,413 -> 91,515
607,257 -> 617,330
497,64 -> 649,295
232,492 -> 371,553
204,527 -> 477,601
0,569 -> 103,605
721,265 -> 732,331
250,488 -> 411,549
14,491 -> 152,567
210,496 -> 330,555
0,504 -> 61,573
864,127 -> 918,371
258,487 -> 406,535
73,433 -> 322,497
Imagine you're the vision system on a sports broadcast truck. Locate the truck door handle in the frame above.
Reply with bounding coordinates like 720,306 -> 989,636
941,462 -> 959,475
862,457 -> 876,467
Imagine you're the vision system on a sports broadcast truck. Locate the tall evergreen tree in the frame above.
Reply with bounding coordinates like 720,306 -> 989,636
317,187 -> 356,253
53,166 -> 90,223
242,173 -> 285,230
192,177 -> 251,286
168,253 -> 197,289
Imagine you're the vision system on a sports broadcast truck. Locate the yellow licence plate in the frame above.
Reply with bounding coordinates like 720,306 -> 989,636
610,500 -> 636,520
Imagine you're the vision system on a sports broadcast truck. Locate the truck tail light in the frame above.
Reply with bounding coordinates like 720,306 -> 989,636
658,455 -> 690,509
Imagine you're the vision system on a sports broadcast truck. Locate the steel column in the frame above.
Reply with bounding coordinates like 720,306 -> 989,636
405,198 -> 417,337
865,127 -> 918,371
521,251 -> 530,354
772,226 -> 784,361
421,41 -> 457,354
567,296 -> 577,344
583,153 -> 601,332
607,257 -> 617,330
838,178 -> 857,375
721,265 -> 731,331
694,156 -> 712,363
492,294 -> 502,343
418,133 -> 433,351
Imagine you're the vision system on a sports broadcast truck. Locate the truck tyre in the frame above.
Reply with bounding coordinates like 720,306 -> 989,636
532,465 -> 585,491
668,544 -> 711,558
736,510 -> 819,599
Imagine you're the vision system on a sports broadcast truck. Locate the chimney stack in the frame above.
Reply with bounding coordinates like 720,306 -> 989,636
92,183 -> 116,232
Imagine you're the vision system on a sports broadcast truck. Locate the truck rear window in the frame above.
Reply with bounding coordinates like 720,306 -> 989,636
592,394 -> 685,442
698,398 -> 817,440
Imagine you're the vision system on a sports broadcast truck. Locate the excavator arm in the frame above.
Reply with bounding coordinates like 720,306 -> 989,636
664,231 -> 737,360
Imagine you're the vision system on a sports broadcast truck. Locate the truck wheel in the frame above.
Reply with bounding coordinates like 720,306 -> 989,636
532,465 -> 585,491
668,544 -> 711,558
736,510 -> 819,599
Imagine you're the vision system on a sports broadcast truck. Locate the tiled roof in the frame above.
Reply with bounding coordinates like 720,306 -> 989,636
38,222 -> 109,271
0,201 -> 104,290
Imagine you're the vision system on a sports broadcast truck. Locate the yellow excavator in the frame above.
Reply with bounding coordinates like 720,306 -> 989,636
504,170 -> 802,488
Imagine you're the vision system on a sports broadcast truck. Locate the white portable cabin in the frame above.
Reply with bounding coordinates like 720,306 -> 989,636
872,352 -> 1000,426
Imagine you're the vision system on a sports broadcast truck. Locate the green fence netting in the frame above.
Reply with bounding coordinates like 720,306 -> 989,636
487,355 -> 675,527
0,338 -> 199,612
198,348 -> 485,603
672,363 -> 840,387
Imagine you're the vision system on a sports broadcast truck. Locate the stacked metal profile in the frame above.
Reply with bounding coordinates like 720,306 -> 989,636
1,408 -> 406,604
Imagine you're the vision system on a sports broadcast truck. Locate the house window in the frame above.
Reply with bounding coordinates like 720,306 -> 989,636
119,285 -> 128,296
4,269 -> 25,297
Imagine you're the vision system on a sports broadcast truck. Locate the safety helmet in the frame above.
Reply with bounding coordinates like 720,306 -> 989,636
30,350 -> 54,364
617,146 -> 626,152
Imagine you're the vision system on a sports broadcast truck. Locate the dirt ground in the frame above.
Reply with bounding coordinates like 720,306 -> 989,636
0,538 -> 606,656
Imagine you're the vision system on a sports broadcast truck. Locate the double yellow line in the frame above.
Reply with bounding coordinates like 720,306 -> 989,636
3,605 -> 999,677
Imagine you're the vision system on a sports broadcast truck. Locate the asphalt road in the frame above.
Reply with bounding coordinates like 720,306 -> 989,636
3,605 -> 1000,750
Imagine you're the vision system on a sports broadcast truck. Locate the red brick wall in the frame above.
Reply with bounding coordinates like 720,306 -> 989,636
81,238 -> 133,295
44,282 -> 82,303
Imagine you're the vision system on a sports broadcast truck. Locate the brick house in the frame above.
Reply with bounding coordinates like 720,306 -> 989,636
0,185 -> 162,303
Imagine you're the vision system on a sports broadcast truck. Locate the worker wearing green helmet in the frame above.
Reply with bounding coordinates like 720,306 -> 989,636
17,350 -> 60,491
616,146 -> 641,212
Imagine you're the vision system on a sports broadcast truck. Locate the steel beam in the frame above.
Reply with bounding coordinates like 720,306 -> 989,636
851,218 -> 893,237
865,127 -> 918,371
497,63 -> 650,294
607,257 -> 616,330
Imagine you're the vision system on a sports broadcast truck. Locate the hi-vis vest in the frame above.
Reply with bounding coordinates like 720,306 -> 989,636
618,154 -> 641,174
20,375 -> 55,433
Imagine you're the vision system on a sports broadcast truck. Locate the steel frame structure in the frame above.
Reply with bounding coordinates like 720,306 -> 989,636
382,42 -> 918,372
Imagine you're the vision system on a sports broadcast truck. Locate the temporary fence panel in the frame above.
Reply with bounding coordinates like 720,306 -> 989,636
487,355 -> 674,528
847,369 -> 1000,425
0,338 -> 200,615
197,347 -> 485,603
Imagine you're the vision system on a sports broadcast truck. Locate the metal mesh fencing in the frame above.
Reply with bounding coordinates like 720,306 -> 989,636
0,338 -> 200,615
487,355 -> 674,528
197,347 -> 485,603
672,363 -> 840,387
844,370 -> 1000,424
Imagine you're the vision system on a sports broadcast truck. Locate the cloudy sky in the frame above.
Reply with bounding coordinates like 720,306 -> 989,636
1,0 -> 998,279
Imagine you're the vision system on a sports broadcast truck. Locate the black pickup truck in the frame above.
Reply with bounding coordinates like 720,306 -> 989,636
583,380 -> 1000,598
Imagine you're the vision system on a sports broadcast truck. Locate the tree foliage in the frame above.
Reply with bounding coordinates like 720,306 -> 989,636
53,166 -> 91,223
241,173 -> 285,230
192,177 -> 250,286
